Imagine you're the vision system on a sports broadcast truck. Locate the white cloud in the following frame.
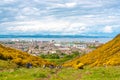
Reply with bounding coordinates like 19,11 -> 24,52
103,26 -> 113,33
15,15 -> 27,20
48,2 -> 77,9
3,0 -> 14,1
70,14 -> 119,26
65,2 -> 77,8
0,0 -> 120,36
0,0 -> 16,4
21,7 -> 40,16
6,19 -> 88,35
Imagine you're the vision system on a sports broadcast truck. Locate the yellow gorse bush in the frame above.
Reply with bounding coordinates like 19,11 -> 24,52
0,44 -> 53,67
63,34 -> 120,68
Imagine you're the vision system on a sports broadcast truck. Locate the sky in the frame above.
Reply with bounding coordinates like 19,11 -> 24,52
0,0 -> 120,37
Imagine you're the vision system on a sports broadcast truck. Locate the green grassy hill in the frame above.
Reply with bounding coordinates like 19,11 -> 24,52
0,66 -> 120,80
0,44 -> 53,68
63,34 -> 120,68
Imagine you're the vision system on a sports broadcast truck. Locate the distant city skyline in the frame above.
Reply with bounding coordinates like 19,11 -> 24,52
0,0 -> 120,37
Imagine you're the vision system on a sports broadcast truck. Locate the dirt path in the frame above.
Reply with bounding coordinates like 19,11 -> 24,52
35,68 -> 62,80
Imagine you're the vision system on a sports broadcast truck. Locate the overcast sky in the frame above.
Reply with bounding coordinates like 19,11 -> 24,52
0,0 -> 120,37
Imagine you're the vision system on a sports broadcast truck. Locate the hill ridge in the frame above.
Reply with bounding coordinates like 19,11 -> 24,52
63,34 -> 120,68
0,44 -> 53,67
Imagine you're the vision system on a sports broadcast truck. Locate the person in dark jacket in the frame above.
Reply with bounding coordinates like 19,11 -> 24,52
26,63 -> 32,68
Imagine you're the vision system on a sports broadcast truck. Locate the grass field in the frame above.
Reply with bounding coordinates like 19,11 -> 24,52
0,66 -> 120,80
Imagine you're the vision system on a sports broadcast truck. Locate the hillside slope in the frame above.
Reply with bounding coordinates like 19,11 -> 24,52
0,44 -> 53,67
63,34 -> 120,68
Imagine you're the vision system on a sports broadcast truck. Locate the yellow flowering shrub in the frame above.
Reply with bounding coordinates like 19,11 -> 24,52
63,34 -> 120,68
0,44 -> 53,67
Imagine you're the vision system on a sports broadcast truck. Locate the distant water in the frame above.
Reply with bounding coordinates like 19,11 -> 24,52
0,38 -> 113,43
